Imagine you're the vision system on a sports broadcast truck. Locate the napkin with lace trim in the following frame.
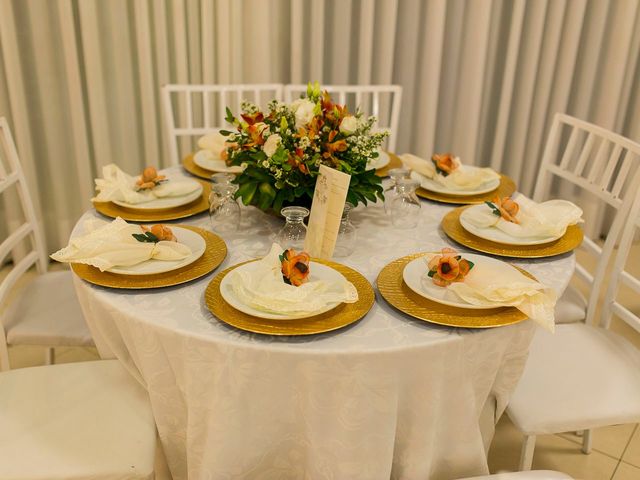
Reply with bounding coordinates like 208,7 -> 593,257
93,164 -> 201,205
462,193 -> 583,238
50,217 -> 191,272
401,153 -> 500,191
229,243 -> 358,316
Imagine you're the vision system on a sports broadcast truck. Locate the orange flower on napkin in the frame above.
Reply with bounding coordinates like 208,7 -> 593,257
485,196 -> 520,224
431,153 -> 460,176
280,248 -> 310,287
427,248 -> 475,287
135,166 -> 166,190
133,224 -> 177,243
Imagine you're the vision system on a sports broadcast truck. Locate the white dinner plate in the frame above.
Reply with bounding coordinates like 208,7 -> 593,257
219,261 -> 345,320
366,150 -> 390,171
402,253 -> 514,309
411,166 -> 500,196
107,227 -> 207,276
112,181 -> 203,211
459,205 -> 563,246
194,150 -> 244,174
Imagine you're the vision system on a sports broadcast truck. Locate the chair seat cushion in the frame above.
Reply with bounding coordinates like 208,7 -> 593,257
0,360 -> 156,479
554,285 -> 587,324
3,270 -> 94,346
460,470 -> 573,479
507,323 -> 640,435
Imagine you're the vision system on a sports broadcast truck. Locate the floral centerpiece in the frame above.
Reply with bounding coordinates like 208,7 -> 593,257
220,82 -> 389,213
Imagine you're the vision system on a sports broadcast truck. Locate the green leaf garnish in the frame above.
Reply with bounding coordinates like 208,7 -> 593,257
132,232 -> 160,243
467,260 -> 475,270
427,269 -> 436,278
484,201 -> 501,217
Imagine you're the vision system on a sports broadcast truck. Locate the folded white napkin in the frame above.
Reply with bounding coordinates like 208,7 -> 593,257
229,243 -> 358,315
198,131 -> 227,159
426,254 -> 557,331
462,193 -> 583,238
51,217 -> 191,272
93,164 -> 201,204
401,153 -> 500,191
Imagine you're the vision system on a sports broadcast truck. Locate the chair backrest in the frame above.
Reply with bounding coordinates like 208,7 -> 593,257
284,84 -> 403,152
533,113 -> 640,325
0,117 -> 48,306
600,189 -> 640,332
162,83 -> 284,166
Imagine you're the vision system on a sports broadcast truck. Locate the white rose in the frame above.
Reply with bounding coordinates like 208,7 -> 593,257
263,134 -> 282,158
339,115 -> 358,135
291,98 -> 316,129
197,130 -> 227,160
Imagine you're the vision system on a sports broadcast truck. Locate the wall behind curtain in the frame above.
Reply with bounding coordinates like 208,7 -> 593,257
1,0 -> 639,251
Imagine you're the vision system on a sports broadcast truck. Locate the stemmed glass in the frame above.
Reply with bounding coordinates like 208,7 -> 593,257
384,167 -> 411,214
390,178 -> 421,229
209,173 -> 240,233
275,206 -> 309,251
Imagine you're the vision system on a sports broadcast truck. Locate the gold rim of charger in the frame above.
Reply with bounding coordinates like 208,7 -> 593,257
376,253 -> 531,329
71,226 -> 227,289
205,258 -> 375,336
92,179 -> 211,222
441,206 -> 584,258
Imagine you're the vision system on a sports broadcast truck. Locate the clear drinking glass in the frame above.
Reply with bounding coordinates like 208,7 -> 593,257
334,203 -> 357,258
209,180 -> 240,233
384,167 -> 411,214
275,206 -> 309,251
390,178 -> 421,229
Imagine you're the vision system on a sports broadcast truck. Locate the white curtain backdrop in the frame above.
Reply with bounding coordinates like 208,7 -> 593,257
1,0 -> 639,251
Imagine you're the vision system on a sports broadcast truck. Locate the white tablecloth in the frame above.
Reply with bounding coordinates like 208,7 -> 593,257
72,168 -> 575,480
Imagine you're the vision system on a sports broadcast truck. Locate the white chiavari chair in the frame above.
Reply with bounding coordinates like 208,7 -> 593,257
162,83 -> 284,166
0,117 -> 93,371
532,113 -> 640,325
0,360 -> 157,479
284,84 -> 403,152
507,172 -> 640,470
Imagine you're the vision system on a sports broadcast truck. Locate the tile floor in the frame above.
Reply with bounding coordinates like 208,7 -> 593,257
4,243 -> 640,479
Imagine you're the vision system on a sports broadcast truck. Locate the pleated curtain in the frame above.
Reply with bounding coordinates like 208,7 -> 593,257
1,0 -> 639,251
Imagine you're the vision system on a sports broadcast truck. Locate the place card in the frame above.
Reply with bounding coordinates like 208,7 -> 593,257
304,164 -> 351,259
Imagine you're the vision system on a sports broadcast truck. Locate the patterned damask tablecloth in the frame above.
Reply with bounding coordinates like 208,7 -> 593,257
71,168 -> 575,480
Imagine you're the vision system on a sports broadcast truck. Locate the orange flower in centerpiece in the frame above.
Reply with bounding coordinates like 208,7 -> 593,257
431,153 -> 460,176
241,111 -> 264,126
486,196 -> 520,224
136,166 -> 166,190
280,248 -> 310,287
426,248 -> 474,287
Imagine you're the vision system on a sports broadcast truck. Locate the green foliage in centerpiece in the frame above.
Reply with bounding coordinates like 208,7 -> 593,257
221,82 -> 389,213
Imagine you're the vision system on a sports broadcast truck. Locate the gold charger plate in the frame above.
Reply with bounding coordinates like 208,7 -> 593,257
416,174 -> 516,205
71,226 -> 226,289
93,179 -> 211,222
376,151 -> 403,177
205,259 -> 375,335
441,206 -> 584,258
377,253 -> 530,328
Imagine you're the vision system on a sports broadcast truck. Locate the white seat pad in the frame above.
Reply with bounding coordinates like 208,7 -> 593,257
460,470 -> 573,479
3,270 -> 94,346
0,360 -> 156,479
508,323 -> 640,435
553,285 -> 587,324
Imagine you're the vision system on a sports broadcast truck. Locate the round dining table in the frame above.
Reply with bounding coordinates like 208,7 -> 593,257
71,168 -> 575,480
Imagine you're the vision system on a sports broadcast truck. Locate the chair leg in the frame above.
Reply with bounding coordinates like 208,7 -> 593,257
0,343 -> 9,371
582,429 -> 593,454
519,435 -> 536,471
45,347 -> 55,365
